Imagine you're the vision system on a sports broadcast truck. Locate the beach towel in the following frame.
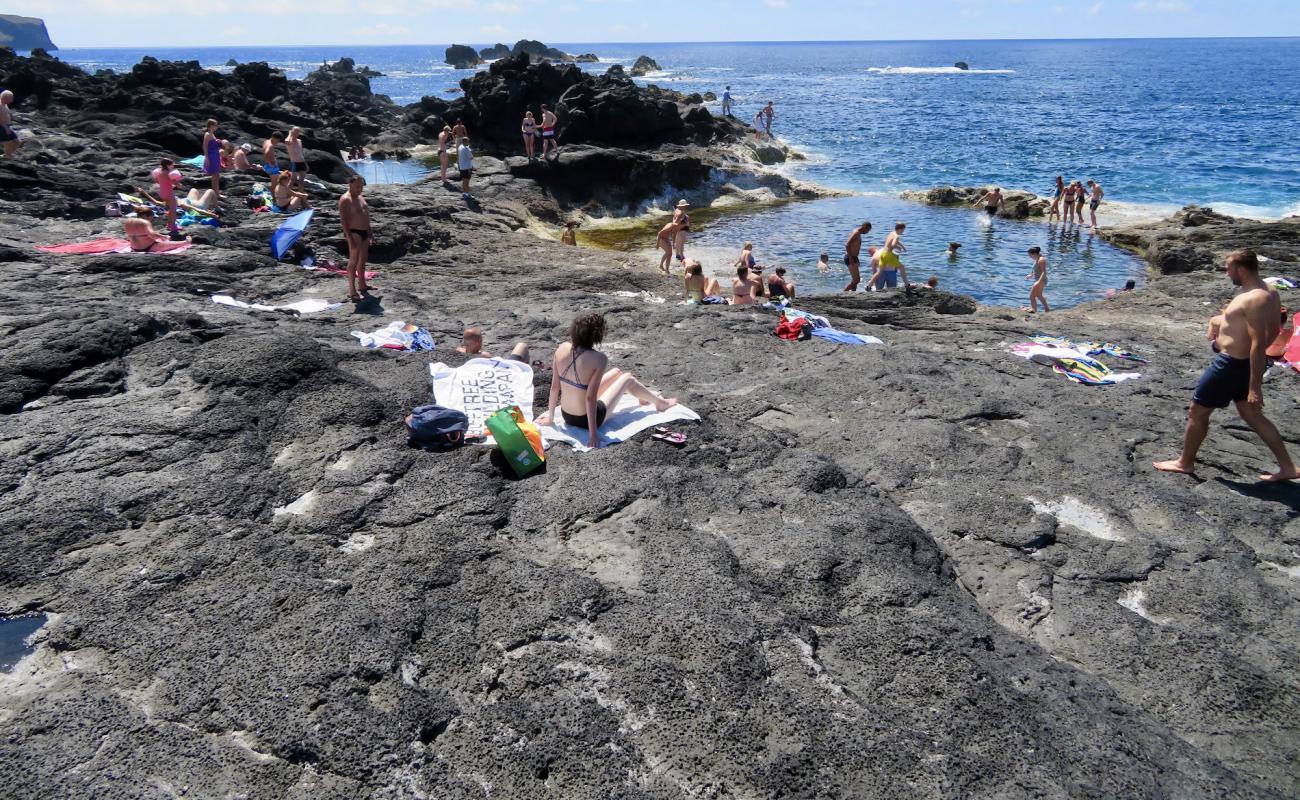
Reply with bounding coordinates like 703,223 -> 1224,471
180,155 -> 206,169
1030,334 -> 1147,363
1012,343 -> 1142,385
210,294 -> 341,315
1285,327 -> 1300,371
353,321 -> 435,352
429,358 -> 536,435
1264,276 -> 1297,289
36,238 -> 192,255
538,395 -> 700,453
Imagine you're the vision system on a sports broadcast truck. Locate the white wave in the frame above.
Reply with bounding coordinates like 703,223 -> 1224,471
868,66 -> 1015,75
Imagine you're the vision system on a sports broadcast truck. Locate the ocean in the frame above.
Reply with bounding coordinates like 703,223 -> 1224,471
54,38 -> 1300,305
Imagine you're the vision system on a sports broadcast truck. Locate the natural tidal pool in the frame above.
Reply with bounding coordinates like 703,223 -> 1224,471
346,158 -> 432,186
0,613 -> 47,672
586,194 -> 1148,309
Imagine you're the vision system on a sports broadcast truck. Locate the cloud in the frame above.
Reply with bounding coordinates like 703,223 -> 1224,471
489,1 -> 522,11
481,23 -> 507,34
762,0 -> 788,7
1087,1 -> 1103,14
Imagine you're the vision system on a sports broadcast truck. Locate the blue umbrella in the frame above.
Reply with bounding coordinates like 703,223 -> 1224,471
270,209 -> 313,260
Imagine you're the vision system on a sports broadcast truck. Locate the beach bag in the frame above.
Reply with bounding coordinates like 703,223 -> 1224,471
774,314 -> 812,341
485,405 -> 545,477
406,404 -> 469,451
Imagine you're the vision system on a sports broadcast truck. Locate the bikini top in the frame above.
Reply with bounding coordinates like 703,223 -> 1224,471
559,347 -> 589,391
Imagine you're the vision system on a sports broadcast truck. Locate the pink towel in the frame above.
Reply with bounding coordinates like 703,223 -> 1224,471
1285,327 -> 1300,372
36,238 -> 192,255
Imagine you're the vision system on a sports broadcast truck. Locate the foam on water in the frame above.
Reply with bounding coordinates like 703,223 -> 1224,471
867,66 -> 1015,75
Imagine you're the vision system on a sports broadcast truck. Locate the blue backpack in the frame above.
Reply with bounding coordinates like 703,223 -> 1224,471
406,404 -> 469,451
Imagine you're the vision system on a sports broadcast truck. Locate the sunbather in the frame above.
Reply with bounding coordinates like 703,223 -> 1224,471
272,171 -> 311,212
232,143 -> 254,170
123,218 -> 171,252
732,264 -> 761,305
538,312 -> 677,450
683,260 -> 724,303
457,326 -> 531,363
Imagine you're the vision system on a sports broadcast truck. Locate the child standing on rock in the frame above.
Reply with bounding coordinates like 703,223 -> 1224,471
1025,246 -> 1050,313
151,158 -> 184,233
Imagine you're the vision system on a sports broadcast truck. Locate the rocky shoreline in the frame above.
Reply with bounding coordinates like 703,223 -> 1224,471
1,50 -> 1299,798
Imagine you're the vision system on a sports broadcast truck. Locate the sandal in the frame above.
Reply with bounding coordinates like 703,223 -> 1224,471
652,430 -> 687,447
348,294 -> 362,303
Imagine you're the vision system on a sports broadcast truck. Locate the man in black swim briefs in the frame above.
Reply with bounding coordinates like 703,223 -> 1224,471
338,174 -> 374,302
1154,249 -> 1297,482
843,221 -> 872,292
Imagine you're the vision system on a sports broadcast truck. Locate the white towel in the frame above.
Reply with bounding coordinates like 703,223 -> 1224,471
539,396 -> 700,452
211,294 -> 341,314
429,358 -> 536,435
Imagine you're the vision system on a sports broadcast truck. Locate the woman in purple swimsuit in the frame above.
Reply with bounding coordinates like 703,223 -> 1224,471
202,118 -> 221,197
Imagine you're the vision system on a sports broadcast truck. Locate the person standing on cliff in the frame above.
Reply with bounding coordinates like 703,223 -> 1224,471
0,90 -> 21,158
458,136 -> 475,200
338,174 -> 374,303
762,101 -> 775,138
286,127 -> 309,191
1155,249 -> 1297,482
721,86 -> 733,118
672,199 -> 691,264
540,105 -> 558,158
452,119 -> 468,146
262,132 -> 284,177
522,111 -> 537,160
201,119 -> 222,197
843,221 -> 872,292
437,125 -> 453,182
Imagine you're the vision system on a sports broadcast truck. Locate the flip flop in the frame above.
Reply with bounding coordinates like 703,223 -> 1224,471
652,431 -> 687,447
531,360 -> 546,371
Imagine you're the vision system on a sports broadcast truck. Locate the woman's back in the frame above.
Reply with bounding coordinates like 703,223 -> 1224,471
555,342 -> 607,409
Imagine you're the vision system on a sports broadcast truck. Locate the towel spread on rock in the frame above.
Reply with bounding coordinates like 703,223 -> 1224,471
784,307 -> 884,346
353,321 -> 435,352
1286,327 -> 1300,372
180,155 -> 207,169
210,294 -> 342,315
1012,343 -> 1142,385
1264,276 -> 1297,289
538,395 -> 700,453
36,238 -> 193,255
429,358 -> 536,436
1029,334 -> 1147,363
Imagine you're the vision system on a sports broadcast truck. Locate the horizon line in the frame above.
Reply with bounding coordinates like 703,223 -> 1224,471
50,34 -> 1300,51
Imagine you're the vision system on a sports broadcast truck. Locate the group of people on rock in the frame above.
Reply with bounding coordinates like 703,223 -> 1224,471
435,120 -> 477,199
1047,177 -> 1104,228
520,106 -> 559,159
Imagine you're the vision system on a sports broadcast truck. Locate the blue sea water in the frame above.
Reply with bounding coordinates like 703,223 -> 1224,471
54,39 -> 1300,304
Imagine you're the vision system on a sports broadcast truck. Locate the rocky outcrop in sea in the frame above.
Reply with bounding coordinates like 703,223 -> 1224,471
0,50 -> 1297,799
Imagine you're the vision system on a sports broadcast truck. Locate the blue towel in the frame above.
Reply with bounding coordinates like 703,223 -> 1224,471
812,328 -> 883,346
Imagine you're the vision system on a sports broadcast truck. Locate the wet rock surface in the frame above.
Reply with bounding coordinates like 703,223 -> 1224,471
902,185 -> 1051,219
1,54 -> 1299,799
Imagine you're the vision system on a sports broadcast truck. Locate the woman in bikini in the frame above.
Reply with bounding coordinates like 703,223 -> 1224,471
1047,175 -> 1064,222
521,112 -> 537,159
538,312 -> 677,449
272,171 -> 311,212
683,260 -> 724,303
731,264 -> 760,305
1062,181 -> 1076,225
1073,181 -> 1087,225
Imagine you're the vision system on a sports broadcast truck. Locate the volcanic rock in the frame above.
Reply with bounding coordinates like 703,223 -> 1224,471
574,53 -> 600,63
630,55 -> 661,77
511,39 -> 574,62
479,43 -> 511,61
445,44 -> 483,69
901,185 -> 1049,219
955,61 -> 970,70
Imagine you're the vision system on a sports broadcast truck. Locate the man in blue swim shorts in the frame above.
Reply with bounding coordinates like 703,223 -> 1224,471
1154,249 -> 1297,482
262,131 -> 284,176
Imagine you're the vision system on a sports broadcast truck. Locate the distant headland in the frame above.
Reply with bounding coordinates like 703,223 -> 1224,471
0,15 -> 56,52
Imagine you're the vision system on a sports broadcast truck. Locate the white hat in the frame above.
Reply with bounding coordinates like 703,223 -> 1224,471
240,143 -> 253,152
676,199 -> 690,208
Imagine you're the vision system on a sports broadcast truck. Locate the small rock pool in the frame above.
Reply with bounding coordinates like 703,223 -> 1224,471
0,613 -> 47,672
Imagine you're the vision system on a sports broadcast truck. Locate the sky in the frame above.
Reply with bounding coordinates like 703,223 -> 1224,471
10,0 -> 1300,48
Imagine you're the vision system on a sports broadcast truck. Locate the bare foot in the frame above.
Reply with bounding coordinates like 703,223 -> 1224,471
1259,468 -> 1300,483
1153,459 -> 1196,475
653,397 -> 679,413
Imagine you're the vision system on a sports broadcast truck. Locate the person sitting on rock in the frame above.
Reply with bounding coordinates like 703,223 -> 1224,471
272,171 -> 311,213
457,326 -> 532,364
683,260 -> 724,304
262,132 -> 284,177
185,187 -> 219,212
219,140 -> 236,170
0,90 -> 21,158
561,220 -> 578,246
767,266 -> 796,300
123,218 -> 171,251
537,312 -> 677,449
232,143 -> 254,170
732,264 -> 761,305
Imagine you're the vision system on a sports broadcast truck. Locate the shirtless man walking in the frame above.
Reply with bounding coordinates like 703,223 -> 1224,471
843,221 -> 872,292
285,127 -> 309,191
0,90 -> 21,157
875,221 -> 911,289
1155,249 -> 1297,482
973,187 -> 1003,219
338,174 -> 374,302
